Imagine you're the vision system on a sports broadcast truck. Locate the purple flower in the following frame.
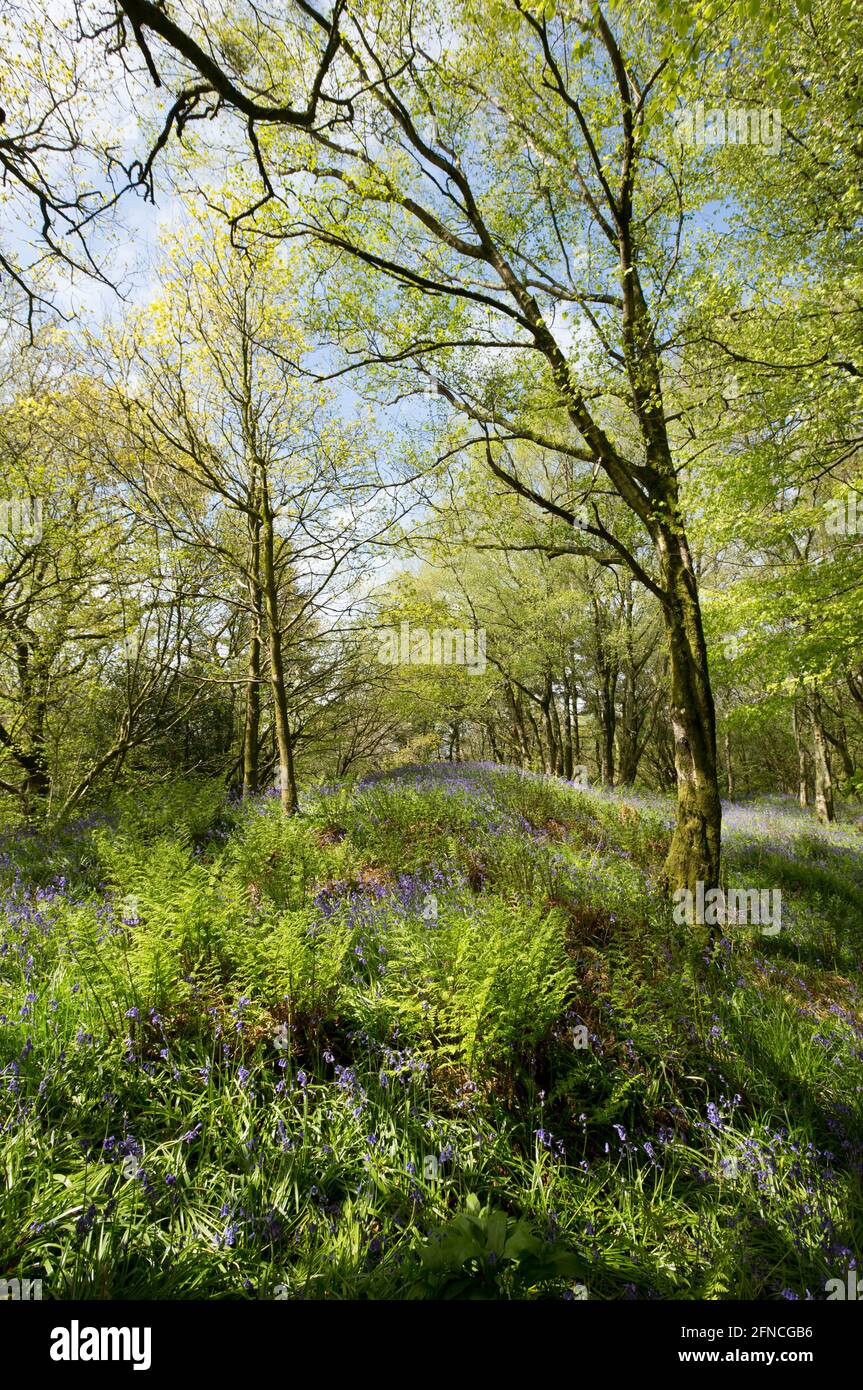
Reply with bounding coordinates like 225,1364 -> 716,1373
75,1204 -> 97,1239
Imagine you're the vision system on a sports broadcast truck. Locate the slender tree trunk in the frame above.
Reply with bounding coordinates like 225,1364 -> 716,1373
591,599 -> 616,786
241,490 -> 263,796
616,579 -> 641,785
505,682 -> 530,765
793,702 -> 811,808
597,675 -> 615,786
447,722 -> 461,761
549,681 -> 565,777
562,674 -> 574,780
658,533 -> 721,896
541,671 -> 559,775
242,586 -> 262,798
809,691 -> 835,824
724,728 -> 734,800
526,706 -> 545,770
260,478 -> 298,814
242,632 -> 262,797
617,672 -> 639,784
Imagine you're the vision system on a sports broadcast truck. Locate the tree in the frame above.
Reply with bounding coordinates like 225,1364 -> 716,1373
96,214 -> 389,810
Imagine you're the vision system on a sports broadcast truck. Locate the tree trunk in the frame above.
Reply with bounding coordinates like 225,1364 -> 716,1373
616,579 -> 642,785
724,728 -> 734,800
260,478 -> 298,814
541,671 -> 559,775
793,702 -> 811,808
809,690 -> 834,824
597,674 -> 615,786
505,682 -> 530,766
616,674 -> 639,784
658,533 -> 721,896
20,745 -> 50,818
591,598 -> 616,786
242,628 -> 262,797
242,505 -> 263,797
549,681 -> 565,777
526,706 -> 545,771
241,592 -> 262,798
821,713 -> 854,783
562,672 -> 574,780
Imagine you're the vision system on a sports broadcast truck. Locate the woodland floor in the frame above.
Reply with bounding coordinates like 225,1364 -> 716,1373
1,763 -> 861,1299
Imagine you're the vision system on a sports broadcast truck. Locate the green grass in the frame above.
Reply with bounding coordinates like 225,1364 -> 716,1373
1,764 -> 861,1299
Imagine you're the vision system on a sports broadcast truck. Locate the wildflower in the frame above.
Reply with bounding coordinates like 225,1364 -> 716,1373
75,1204 -> 97,1240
